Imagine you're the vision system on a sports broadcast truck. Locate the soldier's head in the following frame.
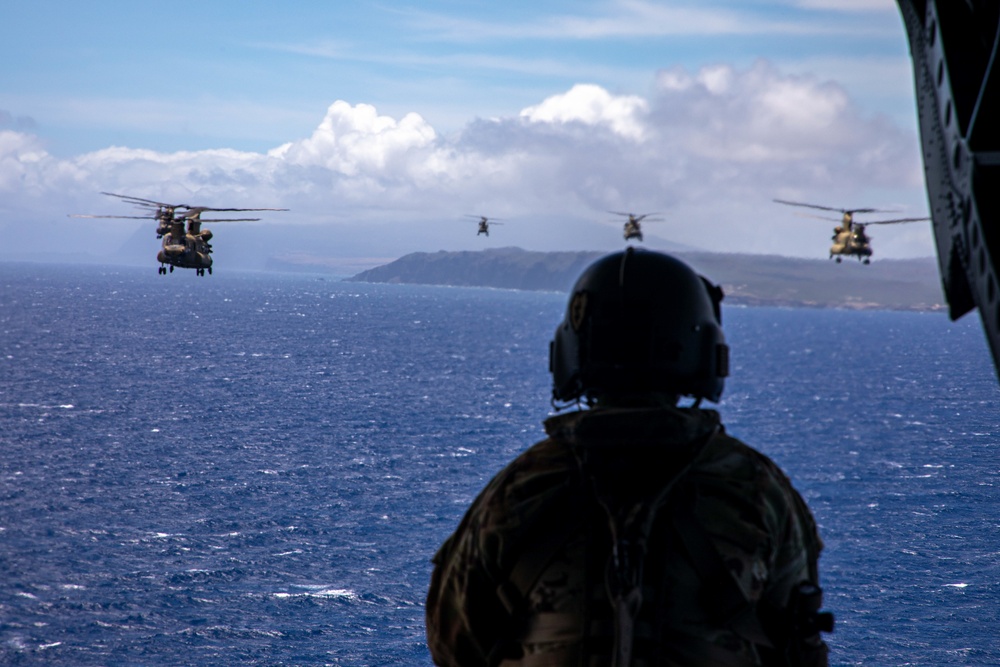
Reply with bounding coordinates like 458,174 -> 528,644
549,248 -> 728,406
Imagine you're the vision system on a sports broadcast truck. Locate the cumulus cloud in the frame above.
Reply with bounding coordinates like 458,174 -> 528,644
0,62 -> 930,259
0,130 -> 87,198
520,84 -> 650,141
652,62 -> 874,161
271,101 -> 437,175
649,61 -> 921,189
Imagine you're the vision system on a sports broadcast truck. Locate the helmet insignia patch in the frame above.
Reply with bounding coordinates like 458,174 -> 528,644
570,291 -> 588,332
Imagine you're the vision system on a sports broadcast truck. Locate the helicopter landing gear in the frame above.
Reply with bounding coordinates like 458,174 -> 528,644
169,265 -> 174,273
208,267 -> 212,275
863,258 -> 870,265
158,266 -> 166,275
196,268 -> 204,276
835,257 -> 842,263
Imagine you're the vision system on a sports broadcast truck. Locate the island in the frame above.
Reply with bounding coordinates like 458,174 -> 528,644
346,247 -> 945,312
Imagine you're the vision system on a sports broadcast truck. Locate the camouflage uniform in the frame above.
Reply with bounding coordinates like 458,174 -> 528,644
426,405 -> 827,666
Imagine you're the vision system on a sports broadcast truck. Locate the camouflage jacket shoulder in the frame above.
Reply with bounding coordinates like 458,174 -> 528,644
426,406 -> 824,666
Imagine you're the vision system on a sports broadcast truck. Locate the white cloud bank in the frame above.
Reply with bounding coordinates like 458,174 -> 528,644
0,60 -> 930,259
520,84 -> 650,141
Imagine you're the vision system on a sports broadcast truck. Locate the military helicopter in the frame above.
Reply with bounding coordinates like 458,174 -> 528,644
465,215 -> 504,237
72,192 -> 288,275
773,199 -> 929,264
610,211 -> 663,242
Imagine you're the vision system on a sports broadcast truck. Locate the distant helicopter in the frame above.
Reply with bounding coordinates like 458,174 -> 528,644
773,199 -> 929,264
466,215 -> 504,237
72,192 -> 288,275
610,211 -> 663,242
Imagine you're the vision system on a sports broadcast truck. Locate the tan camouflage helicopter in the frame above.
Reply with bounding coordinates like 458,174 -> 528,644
465,215 -> 504,237
72,192 -> 288,275
773,199 -> 929,264
610,211 -> 664,242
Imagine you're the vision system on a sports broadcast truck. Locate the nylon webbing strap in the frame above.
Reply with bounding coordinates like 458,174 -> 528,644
585,427 -> 721,667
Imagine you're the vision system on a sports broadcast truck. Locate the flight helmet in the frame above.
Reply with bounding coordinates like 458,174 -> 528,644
549,248 -> 729,404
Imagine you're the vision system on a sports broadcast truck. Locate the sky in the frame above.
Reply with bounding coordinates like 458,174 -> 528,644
0,0 -> 935,269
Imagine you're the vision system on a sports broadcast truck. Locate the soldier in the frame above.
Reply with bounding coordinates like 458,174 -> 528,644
426,248 -> 832,666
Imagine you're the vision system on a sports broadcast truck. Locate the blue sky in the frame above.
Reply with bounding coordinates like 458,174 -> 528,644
0,1 -> 933,266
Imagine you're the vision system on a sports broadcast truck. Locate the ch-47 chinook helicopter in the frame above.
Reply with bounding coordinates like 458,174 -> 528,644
72,192 -> 288,276
773,199 -> 929,264
610,211 -> 664,242
465,215 -> 504,237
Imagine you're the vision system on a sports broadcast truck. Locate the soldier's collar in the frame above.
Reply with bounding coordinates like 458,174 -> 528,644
543,405 -> 720,448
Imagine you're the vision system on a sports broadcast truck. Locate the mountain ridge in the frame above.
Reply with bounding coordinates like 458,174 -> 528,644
346,247 -> 946,312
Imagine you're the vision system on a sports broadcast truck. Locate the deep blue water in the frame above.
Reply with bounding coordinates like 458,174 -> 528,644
1,262 -> 998,666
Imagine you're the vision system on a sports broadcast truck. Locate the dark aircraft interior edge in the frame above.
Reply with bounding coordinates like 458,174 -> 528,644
897,0 -> 1000,379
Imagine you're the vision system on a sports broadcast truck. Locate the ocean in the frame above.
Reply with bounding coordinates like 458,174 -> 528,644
1,262 -> 997,666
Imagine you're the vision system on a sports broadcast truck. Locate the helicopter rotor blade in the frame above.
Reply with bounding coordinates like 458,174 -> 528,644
186,206 -> 289,213
195,218 -> 261,223
101,193 -> 287,213
609,210 -> 660,218
69,214 -> 161,219
773,199 -> 891,215
101,192 -> 181,208
794,212 -> 844,223
860,216 -> 931,225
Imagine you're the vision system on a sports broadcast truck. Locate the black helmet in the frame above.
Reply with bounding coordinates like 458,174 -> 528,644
549,248 -> 729,404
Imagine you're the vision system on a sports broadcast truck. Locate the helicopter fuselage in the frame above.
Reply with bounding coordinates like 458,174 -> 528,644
830,222 -> 873,263
156,225 -> 214,275
623,221 -> 643,241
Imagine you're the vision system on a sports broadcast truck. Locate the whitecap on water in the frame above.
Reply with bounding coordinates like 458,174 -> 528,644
273,585 -> 359,601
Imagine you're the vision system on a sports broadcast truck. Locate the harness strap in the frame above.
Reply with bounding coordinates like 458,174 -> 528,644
580,426 -> 721,667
